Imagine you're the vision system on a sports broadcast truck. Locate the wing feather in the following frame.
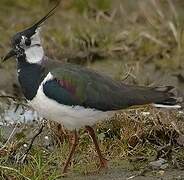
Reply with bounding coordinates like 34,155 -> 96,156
42,63 -> 125,111
42,62 -> 180,111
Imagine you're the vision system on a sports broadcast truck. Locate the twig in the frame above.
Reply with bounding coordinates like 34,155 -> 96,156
20,123 -> 45,163
0,123 -> 18,151
0,94 -> 29,108
121,67 -> 133,82
14,102 -> 30,108
0,95 -> 18,101
0,94 -> 26,101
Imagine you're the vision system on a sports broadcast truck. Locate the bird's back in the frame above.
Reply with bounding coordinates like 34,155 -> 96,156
41,57 -> 180,111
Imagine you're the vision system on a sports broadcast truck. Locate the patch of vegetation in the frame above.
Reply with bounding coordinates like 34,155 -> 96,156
0,105 -> 184,179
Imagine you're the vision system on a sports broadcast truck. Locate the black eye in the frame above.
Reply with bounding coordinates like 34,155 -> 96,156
25,38 -> 31,46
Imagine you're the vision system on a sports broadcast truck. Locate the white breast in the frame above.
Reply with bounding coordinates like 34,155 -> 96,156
29,73 -> 113,130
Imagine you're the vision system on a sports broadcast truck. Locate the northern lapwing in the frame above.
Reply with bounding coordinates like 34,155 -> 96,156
2,2 -> 181,173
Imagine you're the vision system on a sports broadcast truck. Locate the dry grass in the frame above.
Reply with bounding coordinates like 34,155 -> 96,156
0,104 -> 184,179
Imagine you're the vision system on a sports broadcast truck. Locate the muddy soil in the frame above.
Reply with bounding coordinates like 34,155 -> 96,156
67,168 -> 184,180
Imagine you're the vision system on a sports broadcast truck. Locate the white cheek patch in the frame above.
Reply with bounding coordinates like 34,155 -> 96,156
20,29 -> 43,64
25,46 -> 44,64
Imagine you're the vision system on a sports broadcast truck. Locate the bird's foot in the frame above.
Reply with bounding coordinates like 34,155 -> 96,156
62,165 -> 70,176
61,171 -> 68,177
85,158 -> 108,175
98,158 -> 108,170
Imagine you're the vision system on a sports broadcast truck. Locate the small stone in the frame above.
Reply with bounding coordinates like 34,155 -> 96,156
23,143 -> 28,148
44,136 -> 49,140
158,170 -> 165,176
149,158 -> 167,170
141,112 -> 150,116
160,163 -> 169,170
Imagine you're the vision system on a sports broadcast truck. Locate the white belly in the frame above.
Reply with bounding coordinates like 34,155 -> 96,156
29,79 -> 114,130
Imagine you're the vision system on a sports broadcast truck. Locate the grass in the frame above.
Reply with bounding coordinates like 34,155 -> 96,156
0,106 -> 184,179
0,0 -> 184,179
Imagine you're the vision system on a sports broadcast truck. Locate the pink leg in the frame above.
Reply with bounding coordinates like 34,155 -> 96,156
85,126 -> 108,169
62,130 -> 78,174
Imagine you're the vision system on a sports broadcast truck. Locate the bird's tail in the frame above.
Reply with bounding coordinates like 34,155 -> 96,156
123,85 -> 182,109
151,86 -> 182,109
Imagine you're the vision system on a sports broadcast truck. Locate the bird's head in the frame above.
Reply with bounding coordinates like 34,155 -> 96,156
2,2 -> 60,64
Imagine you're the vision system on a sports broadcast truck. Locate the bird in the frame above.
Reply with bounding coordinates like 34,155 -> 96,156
2,2 -> 181,174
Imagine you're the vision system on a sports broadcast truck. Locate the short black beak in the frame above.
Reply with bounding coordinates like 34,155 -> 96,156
1,0 -> 60,62
2,49 -> 16,61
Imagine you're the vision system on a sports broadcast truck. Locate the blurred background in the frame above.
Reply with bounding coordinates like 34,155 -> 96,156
1,0 -> 184,179
0,0 -> 184,95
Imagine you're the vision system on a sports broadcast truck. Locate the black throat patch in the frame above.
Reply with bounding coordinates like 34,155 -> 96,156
17,60 -> 45,100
